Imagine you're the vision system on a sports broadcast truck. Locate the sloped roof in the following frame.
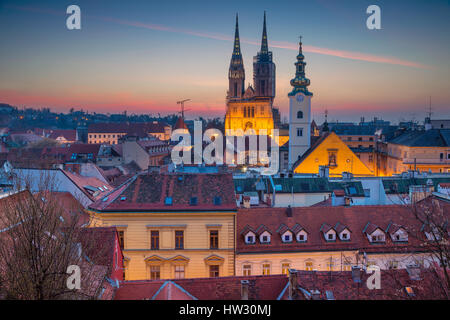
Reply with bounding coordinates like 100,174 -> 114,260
382,177 -> 450,194
389,129 -> 450,147
89,172 -> 237,212
114,275 -> 288,300
236,205 -> 441,254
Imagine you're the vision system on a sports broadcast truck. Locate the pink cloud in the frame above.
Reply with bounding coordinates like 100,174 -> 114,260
7,5 -> 429,69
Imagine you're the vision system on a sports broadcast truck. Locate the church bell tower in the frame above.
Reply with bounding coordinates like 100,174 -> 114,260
288,37 -> 313,169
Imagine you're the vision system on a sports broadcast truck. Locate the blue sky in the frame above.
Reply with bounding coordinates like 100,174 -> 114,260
0,0 -> 449,123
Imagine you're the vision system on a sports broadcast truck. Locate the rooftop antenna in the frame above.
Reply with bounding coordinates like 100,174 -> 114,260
427,96 -> 432,119
177,99 -> 191,119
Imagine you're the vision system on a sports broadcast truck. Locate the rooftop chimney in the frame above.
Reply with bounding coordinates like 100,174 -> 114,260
286,205 -> 293,217
241,280 -> 249,300
406,264 -> 421,280
318,165 -> 329,178
351,266 -> 362,283
288,269 -> 298,300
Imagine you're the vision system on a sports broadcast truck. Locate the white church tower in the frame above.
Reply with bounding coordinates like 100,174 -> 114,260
288,37 -> 313,169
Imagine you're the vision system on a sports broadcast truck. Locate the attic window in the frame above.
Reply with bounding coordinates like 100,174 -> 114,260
190,197 -> 198,206
245,232 -> 255,244
103,185 -> 109,190
371,233 -> 385,243
282,231 -> 293,243
327,233 -> 336,241
102,197 -> 108,202
98,187 -> 104,192
260,233 -> 271,244
164,197 -> 173,206
213,196 -> 222,206
120,196 -> 127,201
297,231 -> 307,242
340,231 -> 350,241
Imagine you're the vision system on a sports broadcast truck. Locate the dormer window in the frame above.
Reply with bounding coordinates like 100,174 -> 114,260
282,231 -> 293,243
326,232 -> 336,241
296,230 -> 307,242
339,229 -> 351,241
259,231 -> 271,244
392,228 -> 408,242
370,232 -> 385,243
245,232 -> 256,244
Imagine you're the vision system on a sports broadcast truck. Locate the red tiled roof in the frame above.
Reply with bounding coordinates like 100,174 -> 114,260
48,129 -> 77,141
79,227 -> 121,276
114,275 -> 288,300
89,173 -> 237,212
236,205 -> 439,254
281,269 -> 446,300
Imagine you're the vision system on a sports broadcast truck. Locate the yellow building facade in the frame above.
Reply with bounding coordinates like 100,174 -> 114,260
87,172 -> 237,280
293,132 -> 374,176
88,211 -> 236,280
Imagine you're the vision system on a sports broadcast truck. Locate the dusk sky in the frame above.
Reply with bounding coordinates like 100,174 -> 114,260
0,0 -> 449,123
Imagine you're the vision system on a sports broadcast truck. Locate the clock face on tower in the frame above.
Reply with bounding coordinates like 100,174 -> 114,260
296,94 -> 304,103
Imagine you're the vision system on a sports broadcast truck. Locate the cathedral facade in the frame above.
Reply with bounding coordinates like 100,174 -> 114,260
224,13 -> 276,135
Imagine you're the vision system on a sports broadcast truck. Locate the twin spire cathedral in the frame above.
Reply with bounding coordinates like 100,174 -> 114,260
225,13 -> 276,135
224,13 -> 313,170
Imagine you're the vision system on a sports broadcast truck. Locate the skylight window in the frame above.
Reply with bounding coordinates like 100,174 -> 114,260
120,196 -> 127,201
164,197 -> 173,206
214,196 -> 222,206
190,197 -> 198,206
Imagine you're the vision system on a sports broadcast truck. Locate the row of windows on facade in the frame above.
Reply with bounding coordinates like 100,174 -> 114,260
89,134 -> 125,139
242,260 -> 354,276
243,226 -> 409,245
117,230 -> 220,251
145,264 -> 220,280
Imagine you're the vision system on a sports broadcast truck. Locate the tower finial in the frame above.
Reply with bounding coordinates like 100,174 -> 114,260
232,13 -> 241,57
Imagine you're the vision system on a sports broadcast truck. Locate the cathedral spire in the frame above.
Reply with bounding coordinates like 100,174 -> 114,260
228,14 -> 245,100
289,36 -> 312,96
232,13 -> 242,59
260,11 -> 269,55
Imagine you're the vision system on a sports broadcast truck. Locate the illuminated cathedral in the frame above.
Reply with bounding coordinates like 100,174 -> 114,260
224,13 -> 276,135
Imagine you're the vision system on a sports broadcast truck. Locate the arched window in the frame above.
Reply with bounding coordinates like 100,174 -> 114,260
297,111 -> 303,119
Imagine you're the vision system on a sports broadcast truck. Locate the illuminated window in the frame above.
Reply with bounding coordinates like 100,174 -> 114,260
282,263 -> 290,275
243,264 -> 252,276
305,261 -> 314,271
262,263 -> 271,275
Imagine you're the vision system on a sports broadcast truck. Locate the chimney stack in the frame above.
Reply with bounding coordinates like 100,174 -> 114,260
288,269 -> 298,300
241,280 -> 249,300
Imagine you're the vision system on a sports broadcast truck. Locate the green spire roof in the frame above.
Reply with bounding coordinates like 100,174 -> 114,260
289,37 -> 313,96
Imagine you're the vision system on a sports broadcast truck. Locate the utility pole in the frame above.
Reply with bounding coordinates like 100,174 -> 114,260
177,99 -> 191,119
